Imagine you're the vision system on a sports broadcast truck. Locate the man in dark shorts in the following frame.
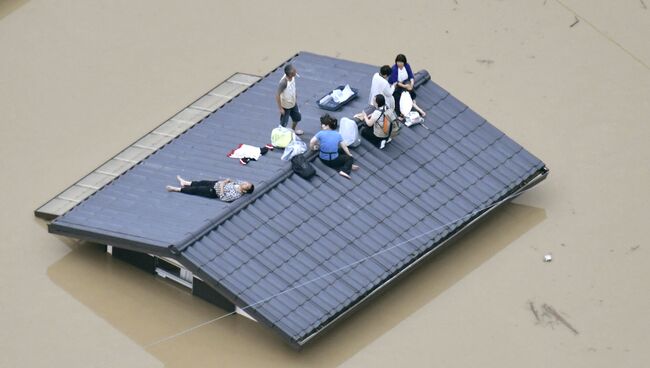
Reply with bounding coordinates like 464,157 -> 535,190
276,63 -> 303,135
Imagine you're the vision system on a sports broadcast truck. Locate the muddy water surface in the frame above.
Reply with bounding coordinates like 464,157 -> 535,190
1,1 -> 649,367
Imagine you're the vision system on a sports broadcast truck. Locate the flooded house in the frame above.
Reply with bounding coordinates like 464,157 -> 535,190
36,52 -> 547,349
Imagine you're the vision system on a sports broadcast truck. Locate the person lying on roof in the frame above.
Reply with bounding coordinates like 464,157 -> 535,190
166,176 -> 254,202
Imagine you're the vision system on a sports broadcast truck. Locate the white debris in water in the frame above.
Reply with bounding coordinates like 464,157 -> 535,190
544,253 -> 553,262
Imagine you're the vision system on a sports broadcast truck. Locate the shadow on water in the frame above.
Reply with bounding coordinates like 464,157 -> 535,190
0,0 -> 29,21
47,201 -> 545,367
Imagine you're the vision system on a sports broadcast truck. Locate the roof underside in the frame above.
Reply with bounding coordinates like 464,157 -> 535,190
49,52 -> 546,348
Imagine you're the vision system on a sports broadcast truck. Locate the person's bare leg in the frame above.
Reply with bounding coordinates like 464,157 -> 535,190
339,171 -> 351,179
413,101 -> 426,117
352,165 -> 359,171
292,121 -> 304,135
176,175 -> 191,187
166,185 -> 181,192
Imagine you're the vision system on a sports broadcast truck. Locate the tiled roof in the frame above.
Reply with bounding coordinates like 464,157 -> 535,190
48,52 -> 547,348
181,80 -> 545,346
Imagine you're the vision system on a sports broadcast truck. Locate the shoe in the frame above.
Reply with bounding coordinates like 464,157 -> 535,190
380,140 -> 386,150
265,143 -> 274,150
240,158 -> 251,165
387,138 -> 392,143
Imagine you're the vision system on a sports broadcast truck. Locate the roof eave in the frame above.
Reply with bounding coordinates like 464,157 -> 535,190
174,257 -> 304,349
48,221 -> 174,257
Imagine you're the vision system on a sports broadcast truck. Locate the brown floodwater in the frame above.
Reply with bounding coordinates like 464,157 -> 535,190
1,1 -> 649,367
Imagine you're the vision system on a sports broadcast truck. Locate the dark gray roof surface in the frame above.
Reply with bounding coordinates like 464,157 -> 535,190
52,52 -> 379,254
181,81 -> 545,346
49,52 -> 546,348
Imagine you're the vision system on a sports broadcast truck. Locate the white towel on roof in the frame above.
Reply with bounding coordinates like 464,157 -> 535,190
227,144 -> 262,160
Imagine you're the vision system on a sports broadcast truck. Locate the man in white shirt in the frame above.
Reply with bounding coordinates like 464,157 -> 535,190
369,65 -> 395,110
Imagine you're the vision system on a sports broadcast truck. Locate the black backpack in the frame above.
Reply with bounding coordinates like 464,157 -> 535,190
291,154 -> 316,179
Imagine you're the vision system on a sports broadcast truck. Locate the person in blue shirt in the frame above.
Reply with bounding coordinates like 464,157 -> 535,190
309,114 -> 359,179
388,53 -> 427,118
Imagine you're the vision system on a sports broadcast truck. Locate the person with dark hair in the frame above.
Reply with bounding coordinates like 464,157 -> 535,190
166,176 -> 254,202
356,94 -> 396,150
369,64 -> 395,109
309,114 -> 359,179
388,53 -> 427,117
276,63 -> 303,135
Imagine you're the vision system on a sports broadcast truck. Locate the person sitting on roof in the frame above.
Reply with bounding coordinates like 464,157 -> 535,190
355,94 -> 395,150
388,53 -> 427,118
166,176 -> 254,202
369,65 -> 395,110
309,114 -> 359,179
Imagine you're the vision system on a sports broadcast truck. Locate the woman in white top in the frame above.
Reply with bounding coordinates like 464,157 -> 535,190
388,54 -> 427,118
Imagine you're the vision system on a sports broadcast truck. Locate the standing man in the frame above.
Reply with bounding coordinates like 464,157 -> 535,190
369,65 -> 395,110
276,63 -> 303,135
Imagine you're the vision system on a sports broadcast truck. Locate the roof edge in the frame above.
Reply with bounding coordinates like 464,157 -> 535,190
33,71 -> 263,222
174,256 -> 304,349
49,221 -> 173,257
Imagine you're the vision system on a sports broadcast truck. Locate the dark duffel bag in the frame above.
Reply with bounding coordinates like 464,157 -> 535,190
291,154 -> 316,179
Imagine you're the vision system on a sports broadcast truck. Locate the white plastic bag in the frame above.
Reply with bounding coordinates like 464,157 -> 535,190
271,125 -> 295,148
331,84 -> 354,103
319,94 -> 333,105
341,84 -> 354,99
338,117 -> 361,147
404,111 -> 423,127
399,90 -> 413,115
281,137 -> 307,161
